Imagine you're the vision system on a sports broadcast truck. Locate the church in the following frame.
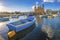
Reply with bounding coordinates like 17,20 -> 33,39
33,3 -> 45,15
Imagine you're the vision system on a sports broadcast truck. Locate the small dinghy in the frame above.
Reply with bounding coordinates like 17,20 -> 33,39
0,17 -> 9,22
7,16 -> 36,39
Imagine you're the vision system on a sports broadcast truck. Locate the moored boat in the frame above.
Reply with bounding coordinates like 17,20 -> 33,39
7,16 -> 36,40
0,17 -> 9,22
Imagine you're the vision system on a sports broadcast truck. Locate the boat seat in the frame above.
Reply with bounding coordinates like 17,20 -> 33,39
10,20 -> 22,26
21,19 -> 29,23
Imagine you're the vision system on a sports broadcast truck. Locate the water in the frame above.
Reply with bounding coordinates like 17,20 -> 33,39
0,16 -> 60,40
0,22 -> 9,40
0,16 -> 27,40
21,16 -> 60,40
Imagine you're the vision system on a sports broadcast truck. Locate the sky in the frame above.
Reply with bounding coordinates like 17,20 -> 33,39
0,0 -> 60,12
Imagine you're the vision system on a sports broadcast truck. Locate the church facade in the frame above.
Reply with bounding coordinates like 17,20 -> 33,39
34,4 -> 45,15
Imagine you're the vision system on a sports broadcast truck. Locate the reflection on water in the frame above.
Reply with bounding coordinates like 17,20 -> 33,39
21,16 -> 60,40
41,16 -> 60,40
21,17 -> 49,40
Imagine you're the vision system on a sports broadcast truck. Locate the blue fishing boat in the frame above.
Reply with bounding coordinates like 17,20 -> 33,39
41,15 -> 47,18
7,16 -> 36,39
0,17 -> 9,22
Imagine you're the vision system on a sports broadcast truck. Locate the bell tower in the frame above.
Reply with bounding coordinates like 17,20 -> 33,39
33,1 -> 45,15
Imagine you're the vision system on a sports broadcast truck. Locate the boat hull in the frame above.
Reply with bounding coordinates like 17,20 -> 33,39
0,17 -> 9,22
8,23 -> 35,40
7,16 -> 36,40
7,16 -> 35,32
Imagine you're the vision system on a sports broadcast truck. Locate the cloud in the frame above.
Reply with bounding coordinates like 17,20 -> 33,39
32,5 -> 35,10
0,2 -> 6,12
36,1 -> 39,5
0,2 -> 17,12
0,4 -> 9,12
43,0 -> 54,2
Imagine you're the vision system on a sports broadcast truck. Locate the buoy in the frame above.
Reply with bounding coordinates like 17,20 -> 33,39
8,30 -> 16,38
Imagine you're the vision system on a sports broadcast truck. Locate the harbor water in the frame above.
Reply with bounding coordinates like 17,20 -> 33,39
21,16 -> 60,40
0,15 -> 60,40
